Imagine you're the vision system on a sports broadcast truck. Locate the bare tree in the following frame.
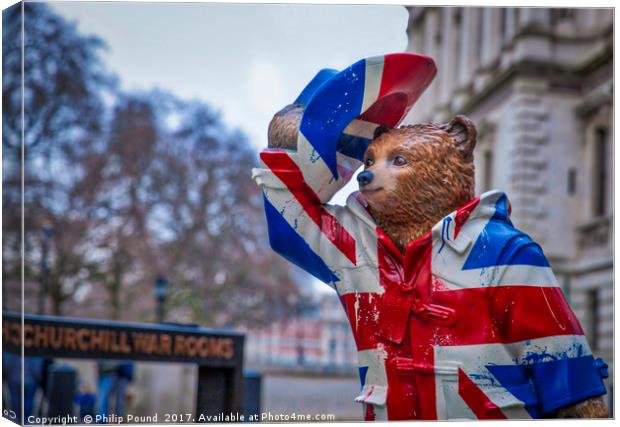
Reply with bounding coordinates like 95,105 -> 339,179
2,3 -> 114,314
2,3 -> 302,326
84,92 -> 301,326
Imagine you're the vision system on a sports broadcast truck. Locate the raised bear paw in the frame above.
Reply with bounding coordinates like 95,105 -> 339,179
268,104 -> 303,150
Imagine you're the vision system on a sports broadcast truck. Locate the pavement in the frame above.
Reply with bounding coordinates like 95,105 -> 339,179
262,373 -> 363,421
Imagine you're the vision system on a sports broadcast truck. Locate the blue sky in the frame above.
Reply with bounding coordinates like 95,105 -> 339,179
50,1 -> 409,293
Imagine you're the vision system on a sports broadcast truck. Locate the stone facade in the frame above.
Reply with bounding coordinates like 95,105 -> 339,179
405,7 -> 613,407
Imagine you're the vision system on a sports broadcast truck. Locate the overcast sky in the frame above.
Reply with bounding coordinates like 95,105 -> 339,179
50,1 -> 409,293
51,2 -> 408,150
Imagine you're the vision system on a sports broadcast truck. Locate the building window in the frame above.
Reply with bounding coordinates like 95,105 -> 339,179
475,9 -> 483,64
453,8 -> 462,26
435,29 -> 442,46
551,8 -> 576,26
584,289 -> 599,351
592,127 -> 608,217
483,149 -> 493,191
567,168 -> 577,196
515,8 -> 522,28
500,8 -> 508,40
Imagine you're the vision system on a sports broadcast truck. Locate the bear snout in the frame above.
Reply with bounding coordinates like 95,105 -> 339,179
357,171 -> 374,187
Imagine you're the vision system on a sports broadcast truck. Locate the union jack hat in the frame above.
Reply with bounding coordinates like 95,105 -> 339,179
293,53 -> 437,180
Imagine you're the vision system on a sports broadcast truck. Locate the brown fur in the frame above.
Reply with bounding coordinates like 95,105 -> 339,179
557,396 -> 608,418
268,104 -> 302,150
361,117 -> 476,253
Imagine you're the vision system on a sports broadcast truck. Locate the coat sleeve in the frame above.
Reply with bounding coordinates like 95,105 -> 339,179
493,240 -> 608,415
252,146 -> 361,288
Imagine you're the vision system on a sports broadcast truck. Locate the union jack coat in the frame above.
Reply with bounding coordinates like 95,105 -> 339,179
252,54 -> 607,420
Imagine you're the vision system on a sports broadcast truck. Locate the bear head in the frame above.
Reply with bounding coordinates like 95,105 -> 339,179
267,105 -> 478,254
359,116 -> 477,252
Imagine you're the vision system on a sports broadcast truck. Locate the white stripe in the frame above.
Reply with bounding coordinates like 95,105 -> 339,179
431,190 -> 559,290
498,264 -> 558,287
355,385 -> 387,405
342,118 -> 380,139
506,334 -> 592,363
433,360 -> 475,420
344,192 -> 376,229
335,266 -> 381,295
360,56 -> 385,114
355,347 -> 388,420
296,132 -> 348,203
261,184 -> 355,272
335,151 -> 362,182
433,265 -> 559,291
436,335 -> 592,372
356,347 -> 388,391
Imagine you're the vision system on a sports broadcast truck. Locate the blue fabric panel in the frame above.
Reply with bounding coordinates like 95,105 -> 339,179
358,366 -> 369,389
487,355 -> 607,416
337,133 -> 372,162
486,364 -> 541,418
263,195 -> 339,284
490,193 -> 513,225
508,242 -> 550,267
300,59 -> 367,178
529,355 -> 607,414
294,68 -> 339,108
462,195 -> 550,270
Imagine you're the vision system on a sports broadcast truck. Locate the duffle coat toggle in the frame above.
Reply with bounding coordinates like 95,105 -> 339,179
375,228 -> 457,345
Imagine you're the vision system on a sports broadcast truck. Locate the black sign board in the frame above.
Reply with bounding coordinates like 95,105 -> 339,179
2,312 -> 245,417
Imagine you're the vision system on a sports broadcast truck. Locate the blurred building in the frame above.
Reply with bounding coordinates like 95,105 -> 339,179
245,293 -> 357,371
243,293 -> 361,420
405,6 -> 613,401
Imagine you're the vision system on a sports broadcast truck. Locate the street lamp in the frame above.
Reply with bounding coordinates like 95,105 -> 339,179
154,275 -> 169,323
38,225 -> 54,315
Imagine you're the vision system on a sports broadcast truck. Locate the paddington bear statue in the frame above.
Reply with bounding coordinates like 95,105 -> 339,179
252,53 -> 609,420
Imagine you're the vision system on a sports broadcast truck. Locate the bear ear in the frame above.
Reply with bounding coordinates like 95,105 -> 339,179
373,124 -> 391,140
445,115 -> 477,161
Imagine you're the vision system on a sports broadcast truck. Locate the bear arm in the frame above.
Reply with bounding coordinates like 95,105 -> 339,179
492,242 -> 609,416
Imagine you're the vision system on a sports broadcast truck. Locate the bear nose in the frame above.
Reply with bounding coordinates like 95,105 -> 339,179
357,171 -> 374,187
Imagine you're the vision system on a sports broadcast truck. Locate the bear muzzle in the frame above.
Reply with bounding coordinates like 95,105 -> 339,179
357,170 -> 375,187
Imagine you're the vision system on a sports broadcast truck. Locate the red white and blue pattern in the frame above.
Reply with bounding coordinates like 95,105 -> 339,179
253,54 -> 607,420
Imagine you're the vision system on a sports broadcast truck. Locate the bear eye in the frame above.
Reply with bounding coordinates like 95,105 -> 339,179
365,158 -> 374,167
393,155 -> 407,166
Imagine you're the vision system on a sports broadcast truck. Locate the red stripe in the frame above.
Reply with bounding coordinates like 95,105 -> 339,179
260,151 -> 356,265
359,53 -> 437,127
380,53 -> 436,101
375,229 -> 410,345
454,197 -> 480,238
340,292 -> 379,351
432,285 -> 584,346
407,244 -> 438,420
458,368 -> 507,419
375,230 -> 440,419
364,403 -> 376,421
